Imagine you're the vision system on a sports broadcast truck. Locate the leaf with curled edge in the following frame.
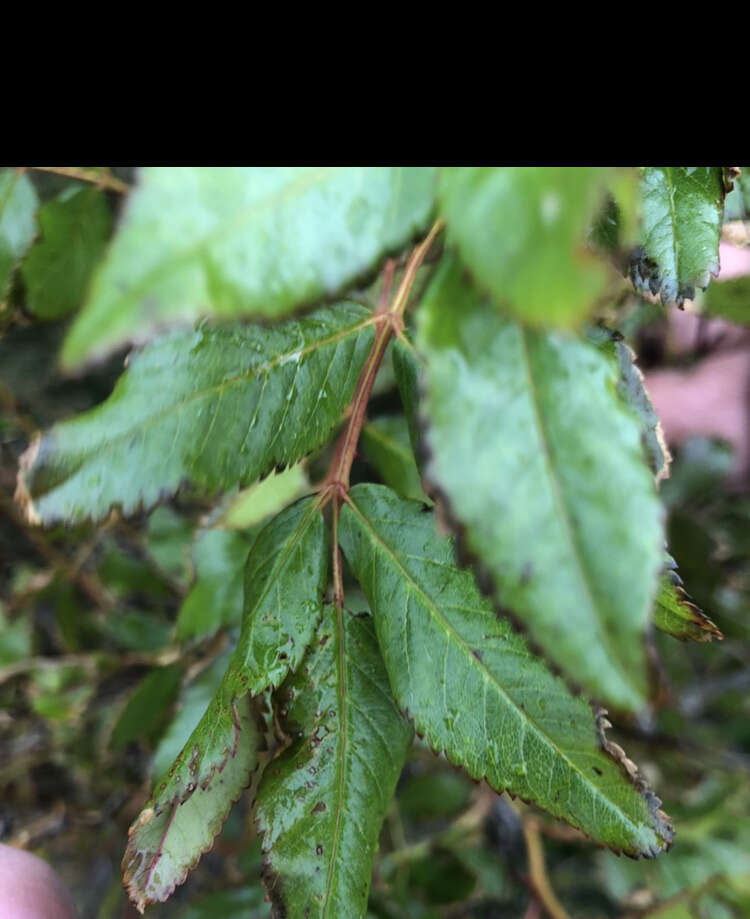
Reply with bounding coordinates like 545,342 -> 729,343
630,167 -> 725,307
62,166 -> 437,367
16,302 -> 375,525
339,485 -> 673,857
123,497 -> 326,910
255,605 -> 412,919
653,554 -> 722,643
416,258 -> 664,712
586,324 -> 671,482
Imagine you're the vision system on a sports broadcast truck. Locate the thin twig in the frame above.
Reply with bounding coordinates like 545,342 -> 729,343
0,490 -> 116,609
30,166 -> 130,194
389,219 -> 445,319
380,792 -> 492,873
0,647 -> 181,686
522,817 -> 572,919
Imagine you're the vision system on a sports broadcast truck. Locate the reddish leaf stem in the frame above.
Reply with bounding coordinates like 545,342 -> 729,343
320,220 -> 444,606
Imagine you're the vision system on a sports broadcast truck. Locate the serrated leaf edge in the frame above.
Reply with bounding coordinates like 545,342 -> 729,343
17,309 -> 377,526
342,492 -> 673,858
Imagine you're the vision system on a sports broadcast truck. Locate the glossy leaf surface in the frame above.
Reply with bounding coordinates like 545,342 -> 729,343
21,185 -> 111,319
417,260 -> 663,710
62,166 -> 436,366
17,303 -> 375,524
0,169 -> 38,300
233,497 -> 327,695
439,166 -> 609,325
631,167 -> 724,306
256,605 -> 412,919
339,485 -> 673,856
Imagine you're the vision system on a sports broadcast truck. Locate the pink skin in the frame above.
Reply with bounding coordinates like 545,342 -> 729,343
0,845 -> 78,919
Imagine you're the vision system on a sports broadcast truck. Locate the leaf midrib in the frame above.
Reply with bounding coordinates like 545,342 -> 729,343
663,166 -> 681,287
344,494 -> 650,841
323,606 -> 348,916
516,326 -> 640,703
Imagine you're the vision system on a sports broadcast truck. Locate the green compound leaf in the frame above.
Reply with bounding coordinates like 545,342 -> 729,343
21,185 -> 111,319
416,259 -> 663,712
630,167 -> 725,307
255,605 -> 412,919
0,169 -> 38,302
62,166 -> 436,367
17,303 -> 375,525
361,415 -> 428,503
653,555 -> 722,643
124,497 -> 326,911
438,166 -> 609,325
338,485 -> 673,857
